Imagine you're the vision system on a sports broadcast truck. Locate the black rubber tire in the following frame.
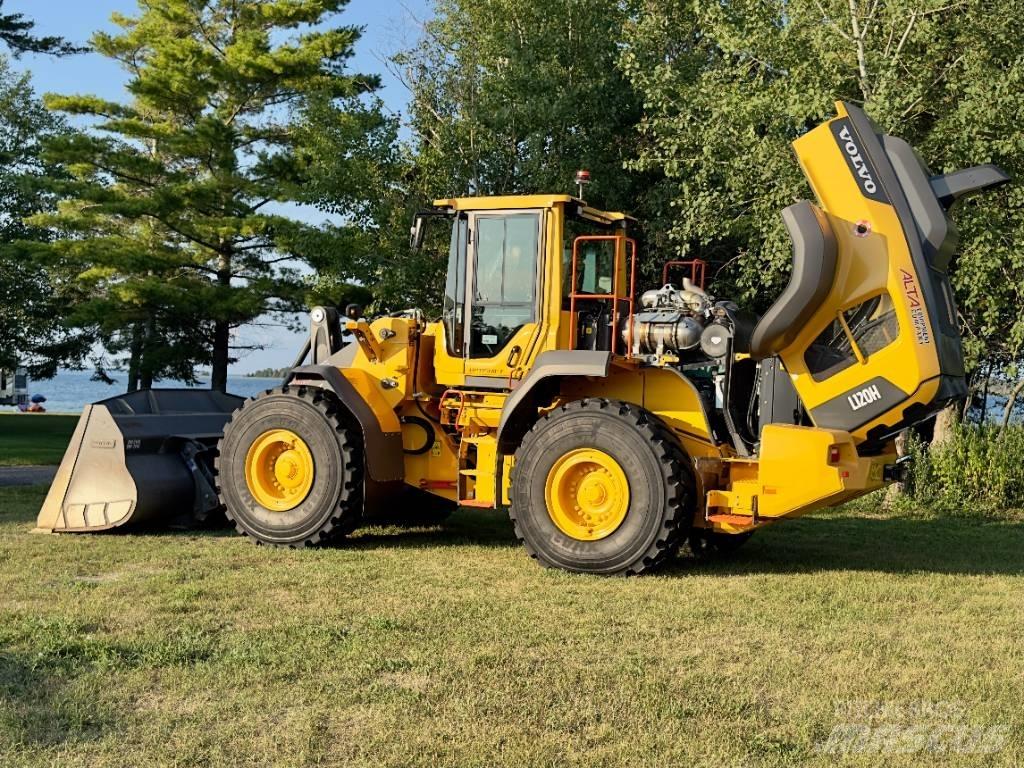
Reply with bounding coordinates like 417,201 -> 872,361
687,530 -> 753,560
215,386 -> 363,547
509,399 -> 693,576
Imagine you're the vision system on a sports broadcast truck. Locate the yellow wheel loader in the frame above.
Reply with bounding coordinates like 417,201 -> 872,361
37,102 -> 1009,575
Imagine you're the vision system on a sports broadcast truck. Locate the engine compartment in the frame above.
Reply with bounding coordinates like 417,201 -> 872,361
623,279 -> 755,364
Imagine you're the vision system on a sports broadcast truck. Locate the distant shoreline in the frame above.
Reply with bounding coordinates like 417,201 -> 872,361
9,370 -> 282,414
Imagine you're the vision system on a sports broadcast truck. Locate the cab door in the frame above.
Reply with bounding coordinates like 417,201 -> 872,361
463,209 -> 545,385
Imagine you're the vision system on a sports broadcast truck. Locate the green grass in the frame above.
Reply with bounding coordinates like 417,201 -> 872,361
1,484 -> 1023,766
0,414 -> 78,466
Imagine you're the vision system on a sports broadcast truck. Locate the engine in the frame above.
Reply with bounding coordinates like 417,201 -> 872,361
622,278 -> 752,361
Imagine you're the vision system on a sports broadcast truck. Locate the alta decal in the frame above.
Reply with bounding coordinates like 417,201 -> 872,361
900,268 -> 931,344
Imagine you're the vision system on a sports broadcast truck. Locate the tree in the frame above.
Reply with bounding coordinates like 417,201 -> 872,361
399,0 -> 645,204
308,0 -> 656,314
0,55 -> 91,378
0,0 -> 84,57
26,202 -> 216,390
34,0 -> 381,391
293,93 -> 413,311
622,0 -> 1024,375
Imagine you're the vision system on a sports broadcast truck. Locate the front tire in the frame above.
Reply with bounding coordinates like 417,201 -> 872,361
216,386 -> 363,547
509,399 -> 693,575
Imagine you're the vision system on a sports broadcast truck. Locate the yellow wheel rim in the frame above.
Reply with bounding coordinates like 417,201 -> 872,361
544,448 -> 630,541
244,429 -> 315,512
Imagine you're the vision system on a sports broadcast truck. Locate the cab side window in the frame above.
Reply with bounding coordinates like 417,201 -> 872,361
442,216 -> 468,356
470,213 -> 539,358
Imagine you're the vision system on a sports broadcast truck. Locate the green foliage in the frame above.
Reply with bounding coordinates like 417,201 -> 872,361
0,0 -> 84,57
399,0 -> 644,206
622,0 -> 1024,372
30,0 -> 383,390
294,94 -> 418,310
304,0 -> 657,313
0,55 -> 90,378
904,424 -> 1024,513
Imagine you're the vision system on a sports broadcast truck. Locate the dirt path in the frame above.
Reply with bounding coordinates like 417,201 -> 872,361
0,466 -> 57,487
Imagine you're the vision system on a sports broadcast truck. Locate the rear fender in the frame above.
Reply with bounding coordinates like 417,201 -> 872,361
496,351 -> 611,453
288,365 -> 404,483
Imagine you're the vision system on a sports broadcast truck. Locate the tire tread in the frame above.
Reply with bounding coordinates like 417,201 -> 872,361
215,384 -> 363,548
509,398 -> 693,575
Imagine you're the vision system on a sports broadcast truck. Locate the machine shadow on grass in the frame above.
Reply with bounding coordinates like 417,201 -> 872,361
666,514 -> 1024,578
347,510 -> 1024,578
10,485 -> 1024,576
134,509 -> 1024,577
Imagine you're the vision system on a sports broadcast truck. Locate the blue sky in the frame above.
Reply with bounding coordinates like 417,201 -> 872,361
6,0 -> 431,374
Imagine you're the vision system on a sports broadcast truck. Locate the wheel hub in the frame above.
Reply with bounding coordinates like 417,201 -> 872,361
245,429 -> 315,512
545,448 -> 630,541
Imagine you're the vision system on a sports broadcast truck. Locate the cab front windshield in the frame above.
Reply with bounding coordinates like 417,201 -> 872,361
437,206 -> 624,358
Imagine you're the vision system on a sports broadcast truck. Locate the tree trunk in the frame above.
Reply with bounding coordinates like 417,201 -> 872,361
962,387 -> 974,419
980,360 -> 993,424
1002,378 -> 1024,427
211,319 -> 229,392
126,323 -> 143,393
139,315 -> 156,390
884,429 -> 909,506
211,256 -> 231,393
932,402 -> 959,445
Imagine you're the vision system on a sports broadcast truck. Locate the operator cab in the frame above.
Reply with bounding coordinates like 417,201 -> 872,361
410,195 -> 633,388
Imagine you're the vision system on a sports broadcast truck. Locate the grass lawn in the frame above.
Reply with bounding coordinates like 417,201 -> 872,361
0,414 -> 77,466
1,484 -> 1022,766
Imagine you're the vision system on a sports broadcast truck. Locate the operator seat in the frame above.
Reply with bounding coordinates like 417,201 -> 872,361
748,201 -> 838,360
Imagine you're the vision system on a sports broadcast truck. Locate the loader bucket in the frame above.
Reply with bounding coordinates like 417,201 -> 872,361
36,389 -> 244,534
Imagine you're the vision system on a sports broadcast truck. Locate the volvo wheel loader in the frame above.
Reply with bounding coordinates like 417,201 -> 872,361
37,102 -> 1009,575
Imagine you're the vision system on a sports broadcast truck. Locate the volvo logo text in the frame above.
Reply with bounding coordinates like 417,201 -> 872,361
838,126 -> 878,194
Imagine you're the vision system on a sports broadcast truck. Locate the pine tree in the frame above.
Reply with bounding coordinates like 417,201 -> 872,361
0,55 -> 90,378
34,0 -> 380,391
0,1 -> 84,57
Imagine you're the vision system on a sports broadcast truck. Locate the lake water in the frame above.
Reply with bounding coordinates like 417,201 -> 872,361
4,369 -> 281,414
8,368 -> 1021,424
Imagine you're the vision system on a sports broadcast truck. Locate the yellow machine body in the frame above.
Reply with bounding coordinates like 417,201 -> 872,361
327,100 -> 995,537
41,101 -> 1006,573
345,314 -> 893,535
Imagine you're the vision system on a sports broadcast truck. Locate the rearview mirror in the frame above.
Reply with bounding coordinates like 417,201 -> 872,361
410,215 -> 426,251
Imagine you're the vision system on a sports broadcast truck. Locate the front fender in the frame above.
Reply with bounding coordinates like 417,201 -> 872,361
287,365 -> 404,483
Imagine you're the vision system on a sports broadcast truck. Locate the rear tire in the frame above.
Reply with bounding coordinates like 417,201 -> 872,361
216,386 -> 363,547
509,399 -> 693,576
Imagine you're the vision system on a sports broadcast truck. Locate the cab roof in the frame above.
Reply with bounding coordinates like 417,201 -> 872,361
432,194 -> 634,225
